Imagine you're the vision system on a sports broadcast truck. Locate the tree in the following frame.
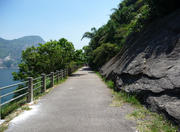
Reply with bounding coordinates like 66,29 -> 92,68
92,43 -> 119,69
81,27 -> 97,40
13,38 -> 76,81
73,49 -> 86,65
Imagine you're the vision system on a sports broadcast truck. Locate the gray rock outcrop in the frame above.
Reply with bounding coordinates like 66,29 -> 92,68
100,10 -> 180,126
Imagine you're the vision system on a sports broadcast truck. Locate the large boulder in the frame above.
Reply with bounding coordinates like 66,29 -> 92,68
100,10 -> 180,125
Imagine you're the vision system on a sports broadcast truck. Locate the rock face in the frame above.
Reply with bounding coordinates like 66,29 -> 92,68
100,10 -> 180,126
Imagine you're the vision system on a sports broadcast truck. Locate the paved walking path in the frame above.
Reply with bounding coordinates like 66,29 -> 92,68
6,67 -> 136,132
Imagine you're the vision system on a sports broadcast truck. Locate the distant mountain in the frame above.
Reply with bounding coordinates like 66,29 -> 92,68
0,35 -> 45,68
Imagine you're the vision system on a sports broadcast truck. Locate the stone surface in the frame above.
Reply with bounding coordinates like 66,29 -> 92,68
100,10 -> 180,126
6,67 -> 136,132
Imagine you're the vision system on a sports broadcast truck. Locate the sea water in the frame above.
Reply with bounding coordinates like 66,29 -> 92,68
0,69 -> 19,103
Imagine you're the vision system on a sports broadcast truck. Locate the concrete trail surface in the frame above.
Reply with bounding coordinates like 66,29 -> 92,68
6,67 -> 136,132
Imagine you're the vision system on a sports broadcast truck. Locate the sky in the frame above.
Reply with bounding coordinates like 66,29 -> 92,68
0,0 -> 121,49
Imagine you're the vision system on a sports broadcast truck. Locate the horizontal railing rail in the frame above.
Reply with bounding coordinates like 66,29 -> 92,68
0,81 -> 28,91
0,86 -> 29,99
1,92 -> 29,107
33,76 -> 42,81
0,66 -> 80,119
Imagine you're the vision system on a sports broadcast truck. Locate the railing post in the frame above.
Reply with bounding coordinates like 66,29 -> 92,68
41,74 -> 46,93
66,69 -> 68,77
63,69 -> 66,78
61,70 -> 63,79
72,67 -> 74,73
56,70 -> 59,83
51,72 -> 54,87
64,69 -> 66,77
27,77 -> 33,103
64,69 -> 67,77
65,69 -> 67,77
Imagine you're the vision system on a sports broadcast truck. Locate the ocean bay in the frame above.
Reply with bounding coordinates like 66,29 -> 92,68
0,69 -> 19,103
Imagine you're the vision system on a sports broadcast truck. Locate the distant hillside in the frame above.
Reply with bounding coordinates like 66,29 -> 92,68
0,36 -> 45,68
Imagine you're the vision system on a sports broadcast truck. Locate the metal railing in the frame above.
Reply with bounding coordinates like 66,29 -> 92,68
0,68 -> 69,119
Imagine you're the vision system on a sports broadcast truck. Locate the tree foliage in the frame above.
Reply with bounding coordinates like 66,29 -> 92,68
82,0 -> 179,70
92,43 -> 119,69
13,38 -> 85,81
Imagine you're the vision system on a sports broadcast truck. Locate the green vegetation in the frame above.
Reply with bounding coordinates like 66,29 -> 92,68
106,80 -> 114,90
83,0 -> 179,70
111,90 -> 141,107
8,37 -> 84,112
1,98 -> 27,119
13,38 -> 85,81
129,108 -> 178,132
97,72 -> 140,107
97,72 -> 178,132
0,103 -> 31,132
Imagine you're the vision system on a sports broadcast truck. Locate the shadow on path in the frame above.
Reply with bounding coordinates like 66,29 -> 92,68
88,71 -> 95,73
70,73 -> 86,77
80,67 -> 91,71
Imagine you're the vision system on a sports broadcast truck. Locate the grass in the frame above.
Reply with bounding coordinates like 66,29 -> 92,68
0,104 -> 31,132
128,108 -> 178,132
96,72 -> 140,107
96,72 -> 114,89
1,98 -> 26,119
96,72 -> 178,132
111,90 -> 141,107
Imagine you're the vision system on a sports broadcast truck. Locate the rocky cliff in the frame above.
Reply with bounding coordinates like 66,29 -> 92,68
100,10 -> 180,126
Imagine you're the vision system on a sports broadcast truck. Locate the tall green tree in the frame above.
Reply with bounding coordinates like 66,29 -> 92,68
81,27 -> 97,40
